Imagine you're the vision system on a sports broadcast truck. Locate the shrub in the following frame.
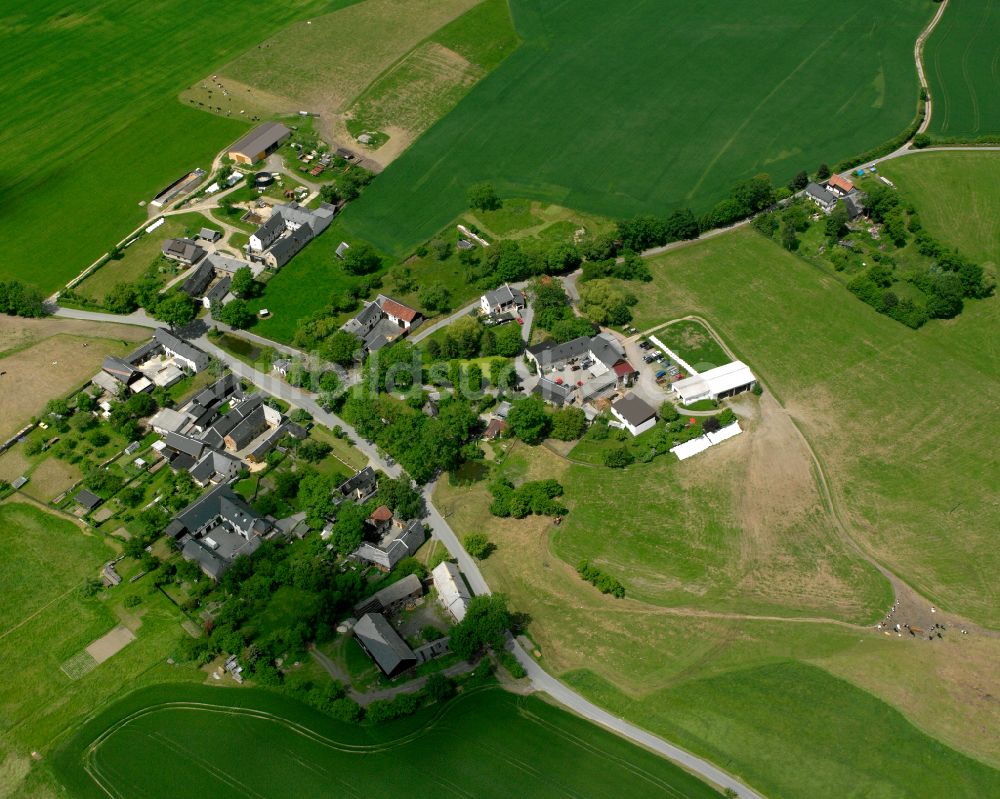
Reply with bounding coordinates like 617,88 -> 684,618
602,447 -> 634,468
576,560 -> 625,598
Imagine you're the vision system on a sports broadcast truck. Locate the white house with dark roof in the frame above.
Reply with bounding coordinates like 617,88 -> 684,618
611,393 -> 658,436
352,520 -> 426,572
804,182 -> 837,213
341,295 -> 422,355
154,329 -> 210,372
481,284 -> 526,316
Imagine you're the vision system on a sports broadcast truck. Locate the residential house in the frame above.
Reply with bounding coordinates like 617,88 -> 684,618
342,295 -> 422,354
247,203 -> 336,270
202,276 -> 232,310
101,356 -> 140,386
352,613 -> 416,678
181,262 -> 214,297
161,238 -> 206,266
353,573 -> 423,617
189,449 -> 243,487
483,418 -> 508,440
827,174 -> 856,197
432,561 -> 471,622
610,393 -> 658,436
338,467 -> 378,502
805,182 -> 837,213
480,284 -> 526,316
154,329 -> 210,372
248,213 -> 285,253
167,483 -> 274,579
352,520 -> 426,572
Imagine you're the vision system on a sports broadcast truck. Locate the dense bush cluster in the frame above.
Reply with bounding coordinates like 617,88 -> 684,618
489,478 -> 567,518
0,280 -> 46,317
577,560 -> 625,598
615,209 -> 699,251
449,594 -> 514,660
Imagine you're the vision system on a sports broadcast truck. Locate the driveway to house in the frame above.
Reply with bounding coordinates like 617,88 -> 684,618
51,306 -> 160,329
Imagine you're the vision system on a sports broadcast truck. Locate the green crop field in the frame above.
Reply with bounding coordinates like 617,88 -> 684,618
879,151 -> 1000,268
51,684 -> 719,798
340,0 -> 932,256
0,0 -> 338,294
924,0 -> 1000,139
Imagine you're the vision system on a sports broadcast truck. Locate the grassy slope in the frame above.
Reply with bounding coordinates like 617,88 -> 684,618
433,457 -> 1000,798
50,685 -> 719,798
0,503 -> 203,797
879,151 -> 1000,268
924,0 -> 1000,138
630,227 -> 1000,627
340,0 -> 931,255
0,0 -> 336,293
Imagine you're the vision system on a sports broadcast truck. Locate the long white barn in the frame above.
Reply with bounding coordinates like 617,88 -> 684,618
672,361 -> 756,404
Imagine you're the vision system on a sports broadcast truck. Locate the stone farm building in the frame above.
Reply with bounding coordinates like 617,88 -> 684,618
432,561 -> 471,621
247,202 -> 336,269
227,121 -> 291,165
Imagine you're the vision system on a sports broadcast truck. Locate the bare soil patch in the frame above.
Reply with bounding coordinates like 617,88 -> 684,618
85,625 -> 136,664
0,324 -> 146,439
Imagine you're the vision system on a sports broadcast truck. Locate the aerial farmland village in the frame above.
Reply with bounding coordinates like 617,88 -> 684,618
2,1 -> 999,797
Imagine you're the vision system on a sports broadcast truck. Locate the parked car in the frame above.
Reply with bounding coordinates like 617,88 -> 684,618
639,341 -> 652,350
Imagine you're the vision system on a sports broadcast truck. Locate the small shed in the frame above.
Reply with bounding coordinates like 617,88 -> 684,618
74,489 -> 103,510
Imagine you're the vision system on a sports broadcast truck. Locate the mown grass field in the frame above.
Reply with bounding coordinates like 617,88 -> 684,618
879,151 -> 1000,268
50,684 -> 719,798
629,226 -> 1000,628
650,319 -> 730,372
433,448 -> 1000,798
0,503 -> 203,797
341,0 -> 932,255
924,0 -> 1000,139
0,0 -> 343,293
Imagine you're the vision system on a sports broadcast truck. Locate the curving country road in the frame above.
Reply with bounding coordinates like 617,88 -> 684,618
50,303 -> 764,798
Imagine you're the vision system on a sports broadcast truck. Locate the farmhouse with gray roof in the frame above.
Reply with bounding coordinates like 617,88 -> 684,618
154,329 -> 210,372
353,613 -> 417,678
352,520 -> 426,572
161,238 -> 206,266
480,283 -> 526,315
167,483 -> 274,579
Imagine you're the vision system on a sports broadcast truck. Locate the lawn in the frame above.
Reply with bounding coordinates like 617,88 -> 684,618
878,152 -> 1000,268
0,0 -> 338,293
0,503 -> 203,797
50,684 -> 720,798
340,0 -> 933,256
924,0 -> 1000,139
648,319 -> 730,372
74,212 -> 220,302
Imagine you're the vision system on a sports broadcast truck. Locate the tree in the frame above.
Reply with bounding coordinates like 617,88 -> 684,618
489,359 -> 517,391
231,266 -> 257,299
578,280 -> 636,326
817,163 -> 831,180
104,282 -> 138,314
864,183 -> 900,223
491,323 -> 524,357
424,672 -> 456,703
550,407 -> 586,441
321,330 -> 361,366
463,532 -> 494,560
0,280 -> 46,318
780,221 -> 798,251
468,181 -> 501,211
155,292 -> 196,329
507,396 -> 550,444
549,316 -> 594,343
659,401 -> 679,423
342,242 -> 382,275
449,594 -> 513,659
445,316 -> 483,359
419,283 -> 451,313
788,170 -> 809,191
602,447 -> 634,468
826,201 -> 849,241
377,473 -> 425,519
215,298 -> 254,329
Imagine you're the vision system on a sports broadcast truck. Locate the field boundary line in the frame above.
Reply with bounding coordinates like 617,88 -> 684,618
0,584 -> 80,643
